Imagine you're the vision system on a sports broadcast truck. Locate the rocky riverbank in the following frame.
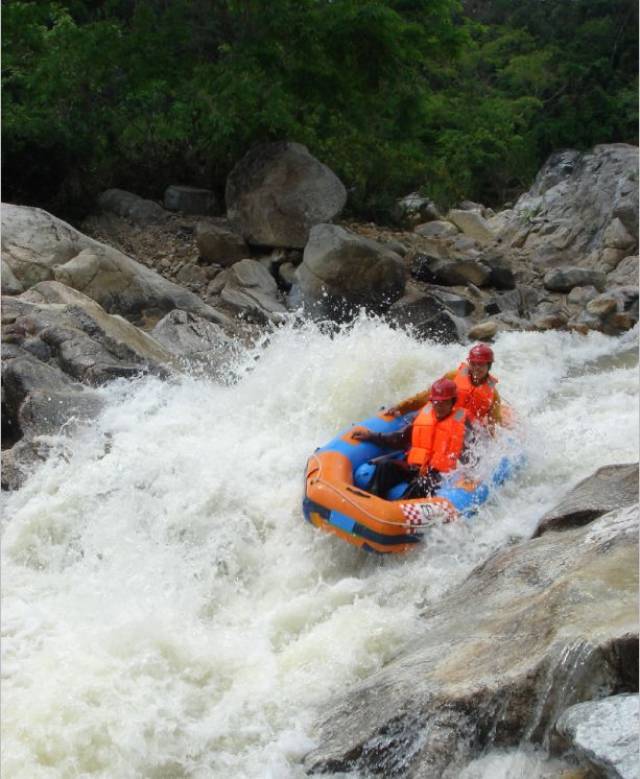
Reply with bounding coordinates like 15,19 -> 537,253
3,142 -> 638,488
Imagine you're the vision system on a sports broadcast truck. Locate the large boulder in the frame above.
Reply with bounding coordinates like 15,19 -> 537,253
1,204 -> 232,326
305,499 -> 638,777
497,145 -> 639,271
294,224 -> 406,317
225,142 -> 347,248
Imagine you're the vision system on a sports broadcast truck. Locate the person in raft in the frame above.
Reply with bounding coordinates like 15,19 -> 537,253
351,378 -> 475,498
386,343 -> 503,428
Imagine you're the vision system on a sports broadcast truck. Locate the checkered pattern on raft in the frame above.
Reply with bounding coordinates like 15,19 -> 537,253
400,502 -> 445,526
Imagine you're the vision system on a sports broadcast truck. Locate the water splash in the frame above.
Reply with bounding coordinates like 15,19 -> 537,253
2,318 -> 638,778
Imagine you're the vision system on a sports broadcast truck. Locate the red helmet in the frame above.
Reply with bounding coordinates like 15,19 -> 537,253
430,378 -> 457,402
468,344 -> 494,364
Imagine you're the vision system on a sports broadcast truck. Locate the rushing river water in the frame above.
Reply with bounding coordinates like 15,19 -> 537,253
2,318 -> 638,778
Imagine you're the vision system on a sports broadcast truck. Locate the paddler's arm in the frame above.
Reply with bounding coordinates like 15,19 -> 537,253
352,426 -> 412,449
386,371 -> 457,416
488,389 -> 503,430
458,420 -> 478,466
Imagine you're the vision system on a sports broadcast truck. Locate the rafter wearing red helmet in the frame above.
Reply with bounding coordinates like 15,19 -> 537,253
386,343 -> 504,428
352,378 -> 475,498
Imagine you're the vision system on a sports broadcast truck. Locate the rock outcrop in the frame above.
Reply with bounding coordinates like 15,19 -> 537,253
496,144 -> 638,272
1,284 -> 182,488
305,492 -> 639,777
2,204 -> 231,327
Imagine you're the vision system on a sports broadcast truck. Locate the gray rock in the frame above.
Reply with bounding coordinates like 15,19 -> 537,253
277,262 -> 297,290
467,319 -> 501,340
305,504 -> 638,777
174,262 -> 209,288
1,438 -> 51,490
3,293 -> 177,385
393,192 -> 442,226
586,294 -> 619,318
164,185 -> 217,215
2,204 -> 233,326
447,209 -> 496,246
206,270 -> 230,298
18,388 -> 105,438
221,259 -> 287,323
451,234 -> 482,257
225,141 -> 347,248
384,239 -> 408,257
603,218 -> 637,251
387,289 -> 466,344
458,199 -> 486,213
414,221 -> 459,238
412,255 -> 492,287
608,256 -> 639,287
427,288 -> 476,317
195,221 -> 250,266
295,224 -> 406,317
497,145 -> 638,270
480,255 -> 517,290
2,354 -> 79,420
1,258 -> 23,295
568,286 -> 600,305
555,694 -> 639,779
544,268 -> 607,293
98,189 -> 168,224
1,351 -> 105,448
151,310 -> 237,374
534,463 -> 639,538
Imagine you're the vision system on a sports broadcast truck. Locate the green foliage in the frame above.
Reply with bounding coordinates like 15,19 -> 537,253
2,0 -> 638,220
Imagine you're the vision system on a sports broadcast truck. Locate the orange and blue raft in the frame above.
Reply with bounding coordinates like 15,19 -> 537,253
302,410 -> 518,554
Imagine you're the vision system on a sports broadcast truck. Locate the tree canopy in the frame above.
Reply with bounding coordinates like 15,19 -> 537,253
2,0 -> 637,220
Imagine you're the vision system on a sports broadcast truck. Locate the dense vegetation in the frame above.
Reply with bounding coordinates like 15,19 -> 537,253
3,0 -> 637,221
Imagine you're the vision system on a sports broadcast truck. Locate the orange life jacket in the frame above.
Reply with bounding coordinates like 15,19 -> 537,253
453,362 -> 497,423
407,404 -> 468,473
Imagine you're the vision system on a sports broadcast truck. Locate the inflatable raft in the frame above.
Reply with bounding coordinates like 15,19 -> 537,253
303,410 -> 519,554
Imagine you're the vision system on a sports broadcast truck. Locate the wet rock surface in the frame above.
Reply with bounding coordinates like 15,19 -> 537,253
534,463 -> 639,537
305,501 -> 639,777
554,694 -> 639,779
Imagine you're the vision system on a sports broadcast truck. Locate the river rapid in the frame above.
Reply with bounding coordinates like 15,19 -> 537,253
2,318 -> 638,779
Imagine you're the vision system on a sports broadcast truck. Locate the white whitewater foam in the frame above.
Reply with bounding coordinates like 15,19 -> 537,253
2,318 -> 638,778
